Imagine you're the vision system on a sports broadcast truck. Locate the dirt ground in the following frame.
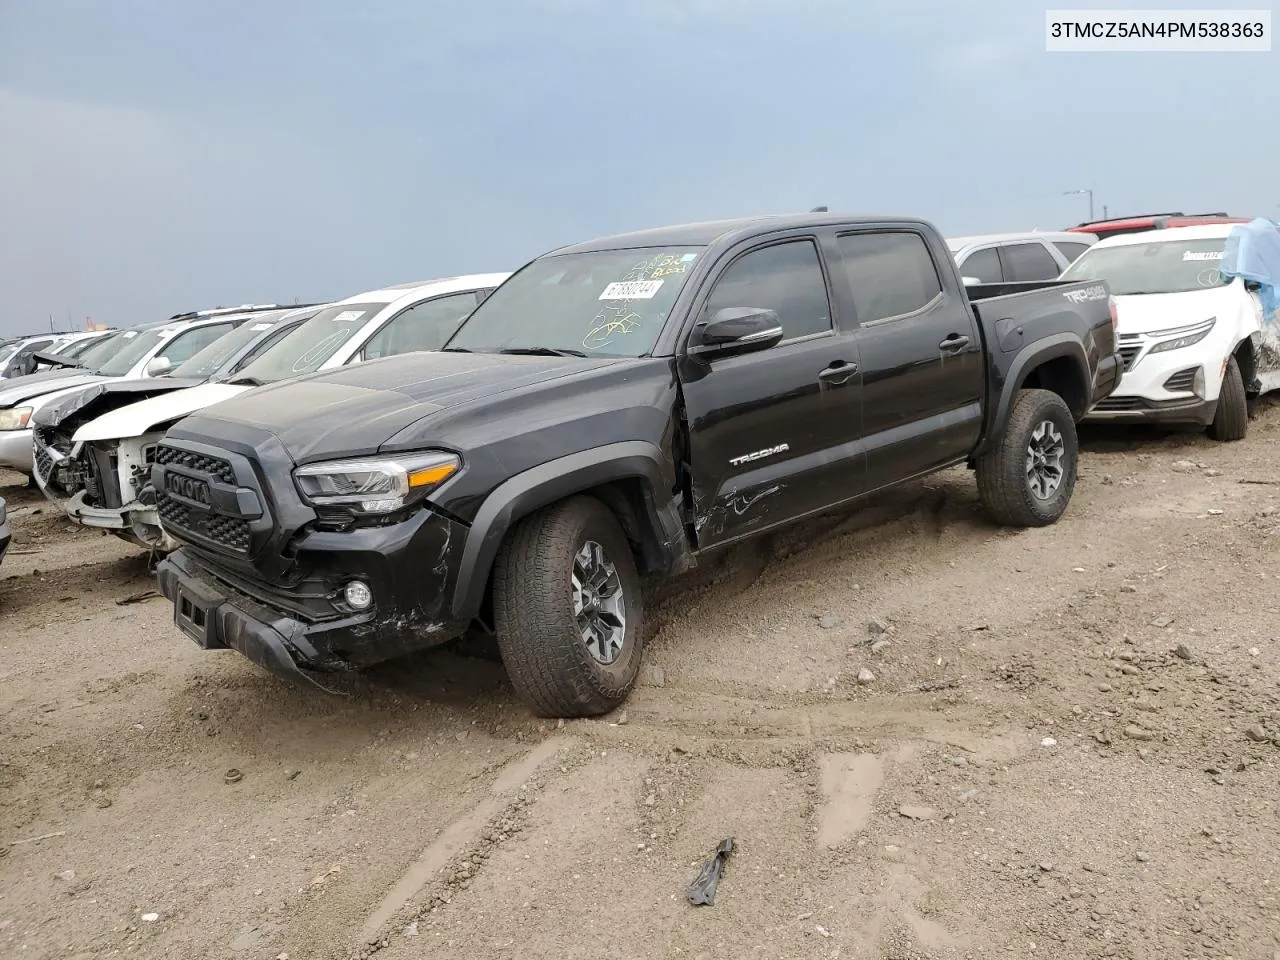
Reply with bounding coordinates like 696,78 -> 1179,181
3,407 -> 1280,960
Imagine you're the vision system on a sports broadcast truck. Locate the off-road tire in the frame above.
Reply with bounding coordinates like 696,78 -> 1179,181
976,388 -> 1078,528
493,495 -> 644,718
1207,355 -> 1248,442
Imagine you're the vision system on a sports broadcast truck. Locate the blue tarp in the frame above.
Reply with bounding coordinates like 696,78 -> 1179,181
1220,218 -> 1280,320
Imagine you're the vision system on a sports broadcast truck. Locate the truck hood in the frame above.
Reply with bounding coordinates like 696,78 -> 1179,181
1113,286 -> 1245,336
0,371 -> 108,409
66,381 -> 244,442
176,351 -> 638,463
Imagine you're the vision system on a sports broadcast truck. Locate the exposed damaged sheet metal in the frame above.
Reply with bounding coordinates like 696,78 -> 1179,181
1221,218 -> 1280,379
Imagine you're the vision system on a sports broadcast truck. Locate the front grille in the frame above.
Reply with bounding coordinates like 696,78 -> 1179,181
1118,344 -> 1141,371
155,444 -> 234,485
157,492 -> 251,552
33,442 -> 53,483
155,443 -> 251,553
1162,367 -> 1197,393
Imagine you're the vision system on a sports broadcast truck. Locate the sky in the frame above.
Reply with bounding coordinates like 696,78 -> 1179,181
1,0 -> 1276,335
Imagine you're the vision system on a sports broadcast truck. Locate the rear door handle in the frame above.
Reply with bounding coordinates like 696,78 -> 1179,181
939,334 -> 970,353
818,361 -> 858,386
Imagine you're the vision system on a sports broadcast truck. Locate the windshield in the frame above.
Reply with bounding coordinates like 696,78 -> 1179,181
446,247 -> 703,357
1060,237 -> 1230,295
55,337 -> 101,359
74,331 -> 127,369
231,303 -> 381,383
172,318 -> 280,380
91,328 -> 170,376
0,343 -> 19,365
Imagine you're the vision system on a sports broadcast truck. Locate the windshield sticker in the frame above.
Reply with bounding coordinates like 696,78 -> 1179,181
331,310 -> 366,323
250,323 -> 272,331
1184,251 -> 1224,261
599,280 -> 664,301
122,331 -> 137,338
681,253 -> 697,262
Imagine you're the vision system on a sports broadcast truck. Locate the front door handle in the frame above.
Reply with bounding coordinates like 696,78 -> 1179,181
939,334 -> 970,353
818,361 -> 858,386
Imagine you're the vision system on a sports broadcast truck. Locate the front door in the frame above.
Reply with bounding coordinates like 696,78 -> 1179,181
679,235 -> 866,549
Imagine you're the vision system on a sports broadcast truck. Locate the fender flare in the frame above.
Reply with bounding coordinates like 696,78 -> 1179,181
449,441 -> 682,620
985,335 -> 1090,449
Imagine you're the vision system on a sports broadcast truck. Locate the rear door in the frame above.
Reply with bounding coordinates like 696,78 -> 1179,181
680,232 -> 866,548
834,228 -> 986,490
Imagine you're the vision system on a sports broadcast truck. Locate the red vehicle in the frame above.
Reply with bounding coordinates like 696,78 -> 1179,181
1065,212 -> 1249,239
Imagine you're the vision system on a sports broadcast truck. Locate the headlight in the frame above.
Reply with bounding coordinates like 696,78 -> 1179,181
1147,317 -> 1216,355
0,406 -> 32,431
293,451 -> 460,514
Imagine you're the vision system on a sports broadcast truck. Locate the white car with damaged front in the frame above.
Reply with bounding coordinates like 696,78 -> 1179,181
32,273 -> 510,550
1063,223 -> 1280,440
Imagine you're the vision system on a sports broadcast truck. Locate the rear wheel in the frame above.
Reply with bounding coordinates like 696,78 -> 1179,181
976,389 -> 1078,527
1207,355 -> 1248,442
492,496 -> 644,718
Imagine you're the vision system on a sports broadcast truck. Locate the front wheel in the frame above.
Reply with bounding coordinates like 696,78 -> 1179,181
976,388 -> 1079,527
492,495 -> 645,718
1207,355 -> 1248,442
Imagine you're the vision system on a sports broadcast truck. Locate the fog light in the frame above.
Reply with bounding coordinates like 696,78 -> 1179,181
344,581 -> 373,610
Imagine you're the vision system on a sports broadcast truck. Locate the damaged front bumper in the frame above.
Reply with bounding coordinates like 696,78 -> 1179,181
155,506 -> 475,684
33,431 -> 174,548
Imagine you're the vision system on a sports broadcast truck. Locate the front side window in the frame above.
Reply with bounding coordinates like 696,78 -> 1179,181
359,292 -> 480,361
837,231 -> 943,324
1059,237 -> 1230,295
704,240 -> 832,341
447,246 -> 703,357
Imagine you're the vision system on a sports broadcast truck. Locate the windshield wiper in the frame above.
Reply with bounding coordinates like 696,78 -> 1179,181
498,347 -> 588,358
226,376 -> 267,386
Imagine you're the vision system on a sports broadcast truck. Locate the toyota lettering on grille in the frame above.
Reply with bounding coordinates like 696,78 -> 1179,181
166,472 -> 212,505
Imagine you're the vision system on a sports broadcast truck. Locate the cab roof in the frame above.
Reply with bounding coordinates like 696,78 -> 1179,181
333,272 -> 513,306
545,213 -> 928,256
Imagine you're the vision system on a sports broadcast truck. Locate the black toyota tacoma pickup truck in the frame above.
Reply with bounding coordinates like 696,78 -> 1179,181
153,214 -> 1121,717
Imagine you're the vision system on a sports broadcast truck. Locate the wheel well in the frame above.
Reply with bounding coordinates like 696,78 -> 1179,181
1234,338 -> 1259,392
471,478 -> 668,634
1019,356 -> 1089,418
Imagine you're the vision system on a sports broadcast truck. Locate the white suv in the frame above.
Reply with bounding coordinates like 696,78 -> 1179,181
1065,222 -> 1280,440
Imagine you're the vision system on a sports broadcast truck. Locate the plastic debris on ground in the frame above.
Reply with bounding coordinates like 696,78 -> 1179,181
685,837 -> 735,906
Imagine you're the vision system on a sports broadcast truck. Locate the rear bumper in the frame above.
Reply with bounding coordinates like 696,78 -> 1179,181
0,429 -> 33,474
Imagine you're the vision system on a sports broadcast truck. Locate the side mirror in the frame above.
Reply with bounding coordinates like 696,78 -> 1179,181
688,307 -> 783,357
145,356 -> 172,377
961,276 -> 981,286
